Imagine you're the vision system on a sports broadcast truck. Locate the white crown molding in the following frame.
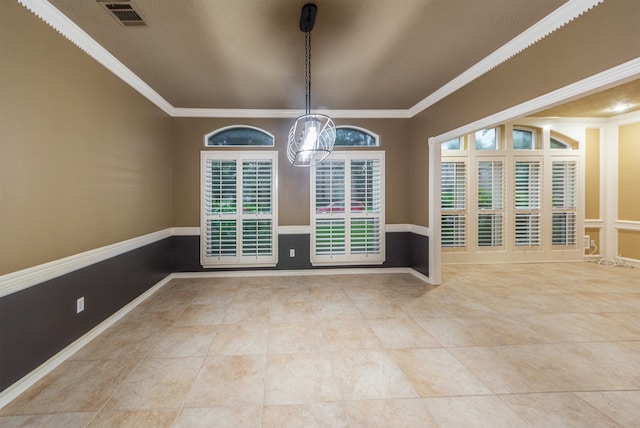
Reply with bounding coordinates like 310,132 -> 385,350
21,0 -> 604,120
431,58 -> 640,145
173,108 -> 410,119
0,229 -> 173,298
408,0 -> 605,118
17,0 -> 175,116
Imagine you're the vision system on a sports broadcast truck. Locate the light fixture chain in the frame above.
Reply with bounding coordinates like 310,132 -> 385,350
305,30 -> 311,115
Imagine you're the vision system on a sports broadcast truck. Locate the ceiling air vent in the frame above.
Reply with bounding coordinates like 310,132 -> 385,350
98,1 -> 146,27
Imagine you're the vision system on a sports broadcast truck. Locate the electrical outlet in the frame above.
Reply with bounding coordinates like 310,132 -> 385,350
583,235 -> 591,249
76,297 -> 84,314
591,240 -> 596,247
289,248 -> 295,258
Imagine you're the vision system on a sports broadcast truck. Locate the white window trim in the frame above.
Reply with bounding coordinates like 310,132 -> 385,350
200,151 -> 278,268
310,151 -> 386,266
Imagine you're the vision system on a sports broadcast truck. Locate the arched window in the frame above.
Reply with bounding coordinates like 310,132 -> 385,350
204,125 -> 274,147
334,126 -> 379,147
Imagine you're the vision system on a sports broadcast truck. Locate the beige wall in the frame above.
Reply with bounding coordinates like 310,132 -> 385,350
617,122 -> 640,259
407,0 -> 640,227
585,128 -> 601,220
0,1 -> 173,274
172,118 -> 411,227
618,230 -> 640,260
618,122 -> 640,220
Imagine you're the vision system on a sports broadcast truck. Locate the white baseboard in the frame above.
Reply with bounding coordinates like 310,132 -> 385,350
0,274 -> 173,409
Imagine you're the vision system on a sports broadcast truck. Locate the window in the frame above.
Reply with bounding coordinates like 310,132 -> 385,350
201,151 -> 277,267
513,127 -> 535,150
312,152 -> 384,265
514,159 -> 542,247
442,137 -> 462,151
441,161 -> 467,247
334,127 -> 379,147
552,160 -> 578,245
475,128 -> 498,150
477,160 -> 504,247
204,126 -> 274,147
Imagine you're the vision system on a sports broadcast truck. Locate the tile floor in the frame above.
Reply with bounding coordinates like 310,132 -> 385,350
1,262 -> 640,427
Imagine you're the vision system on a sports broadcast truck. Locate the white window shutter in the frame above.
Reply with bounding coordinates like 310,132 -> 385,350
551,160 -> 578,246
441,161 -> 467,248
477,160 -> 504,247
312,152 -> 385,265
201,152 -> 277,267
514,160 -> 542,247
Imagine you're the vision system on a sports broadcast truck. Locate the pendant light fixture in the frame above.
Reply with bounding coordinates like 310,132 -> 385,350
287,3 -> 336,167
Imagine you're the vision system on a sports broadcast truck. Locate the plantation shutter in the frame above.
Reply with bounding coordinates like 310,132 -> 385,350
314,160 -> 347,257
201,152 -> 277,267
242,160 -> 274,257
312,152 -> 385,265
203,159 -> 238,259
477,160 -> 504,247
441,161 -> 467,248
551,160 -> 578,246
514,159 -> 542,247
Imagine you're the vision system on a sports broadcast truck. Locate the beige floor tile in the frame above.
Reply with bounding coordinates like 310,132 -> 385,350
75,323 -> 165,360
329,350 -> 417,400
265,353 -> 341,405
221,301 -> 271,324
0,412 -> 94,428
351,299 -> 407,319
501,392 -> 621,428
173,304 -> 227,326
105,357 -> 202,410
414,315 -> 544,347
174,406 -> 262,428
321,320 -> 383,351
209,322 -> 269,355
423,396 -> 528,428
559,341 -> 640,387
270,300 -> 318,323
148,325 -> 217,357
185,355 -> 266,407
0,361 -> 78,416
312,297 -> 363,320
88,409 -> 178,428
6,263 -> 640,427
575,391 -> 640,427
268,322 -> 327,353
344,398 -> 439,428
19,359 -> 138,413
389,348 -> 491,397
263,402 -> 349,428
191,286 -> 237,306
368,316 -> 441,349
450,344 -> 635,394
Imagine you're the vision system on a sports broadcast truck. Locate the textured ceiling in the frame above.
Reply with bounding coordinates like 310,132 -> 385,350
49,0 -> 569,110
531,79 -> 640,118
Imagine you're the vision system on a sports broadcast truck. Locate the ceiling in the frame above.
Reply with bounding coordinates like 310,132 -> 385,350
40,0 -> 640,117
48,0 -> 571,111
531,79 -> 640,118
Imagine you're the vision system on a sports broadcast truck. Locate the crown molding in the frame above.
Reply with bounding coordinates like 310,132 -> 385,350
430,57 -> 640,145
20,0 -> 605,120
172,108 -> 410,119
408,0 -> 606,118
17,0 -> 175,116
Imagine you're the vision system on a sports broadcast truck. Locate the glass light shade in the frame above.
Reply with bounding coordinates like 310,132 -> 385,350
287,114 -> 336,167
